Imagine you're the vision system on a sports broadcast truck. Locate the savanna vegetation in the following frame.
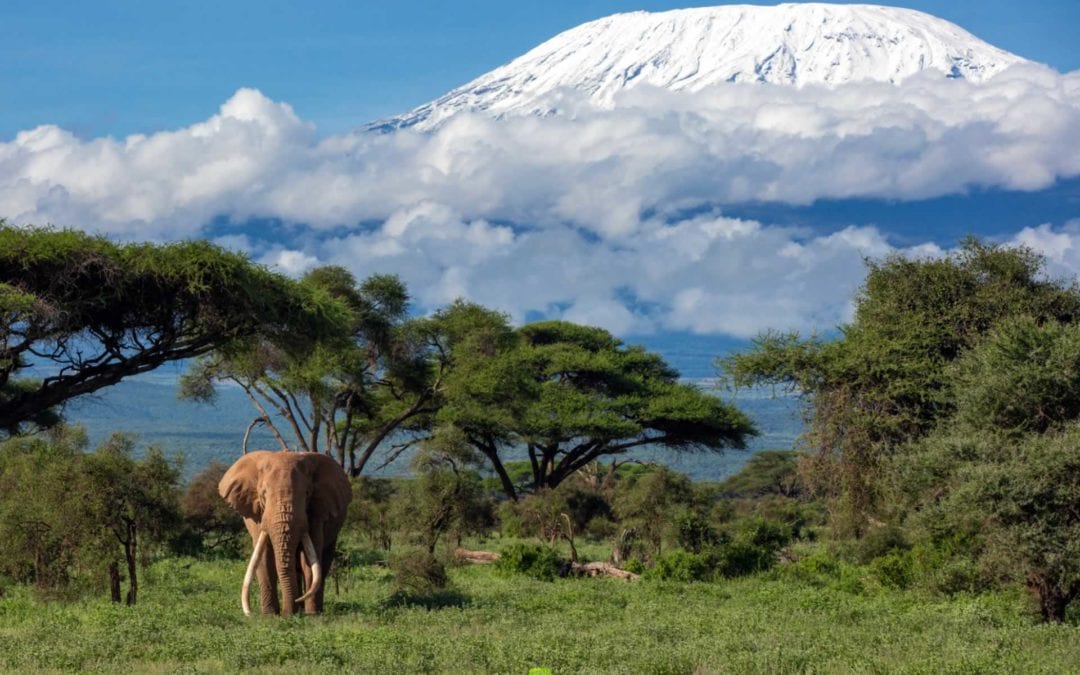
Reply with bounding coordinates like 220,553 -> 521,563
0,227 -> 1077,673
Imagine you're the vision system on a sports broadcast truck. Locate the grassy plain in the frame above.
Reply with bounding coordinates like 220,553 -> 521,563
0,549 -> 1077,674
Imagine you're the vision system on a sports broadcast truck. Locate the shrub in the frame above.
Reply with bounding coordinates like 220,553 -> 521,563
778,549 -> 867,595
713,542 -> 776,578
613,466 -> 696,558
735,517 -> 794,551
173,461 -> 244,558
389,550 -> 448,596
675,511 -> 720,553
648,550 -> 715,582
853,525 -> 908,564
584,515 -> 616,541
495,543 -> 563,582
869,549 -> 914,590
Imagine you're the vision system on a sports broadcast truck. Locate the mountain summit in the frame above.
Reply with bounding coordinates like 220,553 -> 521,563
373,3 -> 1027,131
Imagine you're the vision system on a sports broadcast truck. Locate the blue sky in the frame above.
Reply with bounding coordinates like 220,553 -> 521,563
1,1 -> 1078,342
2,0 -> 1077,138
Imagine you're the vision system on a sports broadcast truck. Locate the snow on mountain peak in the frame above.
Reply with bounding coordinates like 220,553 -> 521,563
373,3 -> 1028,131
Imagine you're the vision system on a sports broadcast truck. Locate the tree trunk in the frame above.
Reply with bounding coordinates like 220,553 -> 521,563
125,521 -> 138,606
1031,575 -> 1072,623
486,453 -> 518,501
109,561 -> 122,603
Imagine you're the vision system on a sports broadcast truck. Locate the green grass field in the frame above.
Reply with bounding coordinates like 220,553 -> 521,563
0,550 -> 1077,674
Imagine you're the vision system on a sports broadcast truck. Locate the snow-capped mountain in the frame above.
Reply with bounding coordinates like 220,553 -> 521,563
371,3 -> 1028,131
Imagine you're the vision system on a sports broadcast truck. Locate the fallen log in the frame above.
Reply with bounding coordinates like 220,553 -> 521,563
569,561 -> 641,581
453,548 -> 640,580
454,548 -> 500,564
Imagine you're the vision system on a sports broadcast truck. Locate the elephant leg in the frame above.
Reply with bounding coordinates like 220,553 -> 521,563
315,535 -> 338,613
301,525 -> 328,614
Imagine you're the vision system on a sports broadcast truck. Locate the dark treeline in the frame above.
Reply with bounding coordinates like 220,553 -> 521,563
1,225 -> 1077,623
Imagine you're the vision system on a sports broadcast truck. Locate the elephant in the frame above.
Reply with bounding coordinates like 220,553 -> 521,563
218,450 -> 351,616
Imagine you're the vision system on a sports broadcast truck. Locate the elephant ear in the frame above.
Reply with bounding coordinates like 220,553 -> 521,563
304,453 -> 352,521
218,452 -> 266,520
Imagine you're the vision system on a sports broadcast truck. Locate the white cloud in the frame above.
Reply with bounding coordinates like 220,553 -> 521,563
1,67 -> 1078,337
262,249 -> 320,276
1010,220 -> 1080,277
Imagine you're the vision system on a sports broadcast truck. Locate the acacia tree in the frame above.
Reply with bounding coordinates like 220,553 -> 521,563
721,239 -> 1080,532
435,317 -> 757,500
0,224 -> 348,435
181,268 -> 447,476
897,317 -> 1080,622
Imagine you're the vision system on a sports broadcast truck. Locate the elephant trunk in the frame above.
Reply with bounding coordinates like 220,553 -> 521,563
267,507 -> 304,616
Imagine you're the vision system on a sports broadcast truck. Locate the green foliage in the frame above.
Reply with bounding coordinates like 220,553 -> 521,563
389,459 -> 493,552
648,550 -> 717,582
388,550 -> 449,596
952,428 -> 1080,621
494,543 -> 564,582
0,224 -> 349,435
613,466 -> 695,558
346,477 -> 397,550
646,517 -> 793,582
952,317 -> 1080,434
674,510 -> 720,553
721,240 -> 1080,530
778,549 -> 868,595
717,450 -> 802,497
173,462 -> 244,558
179,268 -> 434,475
435,317 -> 756,499
852,525 -> 908,564
895,418 -> 1080,620
0,427 -> 182,602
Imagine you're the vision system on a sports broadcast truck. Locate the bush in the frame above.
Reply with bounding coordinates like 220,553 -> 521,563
853,525 -> 908,564
389,550 -> 448,596
675,511 -> 721,553
173,461 -> 245,558
646,517 -> 793,583
495,543 -> 564,582
648,550 -> 715,582
779,549 -> 867,595
613,467 -> 696,558
735,517 -> 794,551
868,549 -> 914,590
584,516 -> 616,541
713,542 -> 776,578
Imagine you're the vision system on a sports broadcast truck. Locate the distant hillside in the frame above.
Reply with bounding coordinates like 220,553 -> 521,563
65,372 -> 803,481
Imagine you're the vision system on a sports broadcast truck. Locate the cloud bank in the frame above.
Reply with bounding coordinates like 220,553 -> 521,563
2,63 -> 1079,337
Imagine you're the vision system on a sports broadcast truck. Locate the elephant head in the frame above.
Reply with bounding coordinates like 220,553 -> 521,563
218,451 -> 351,616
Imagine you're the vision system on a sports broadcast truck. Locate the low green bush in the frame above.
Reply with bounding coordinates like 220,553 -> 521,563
495,543 -> 564,582
868,549 -> 913,590
389,550 -> 449,596
778,549 -> 867,595
648,550 -> 716,582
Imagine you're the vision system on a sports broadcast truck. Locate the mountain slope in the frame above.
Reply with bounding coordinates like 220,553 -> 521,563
373,3 -> 1027,131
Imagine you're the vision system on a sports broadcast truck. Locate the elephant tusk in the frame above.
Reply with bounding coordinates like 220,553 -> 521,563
295,533 -> 322,605
242,530 -> 268,616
